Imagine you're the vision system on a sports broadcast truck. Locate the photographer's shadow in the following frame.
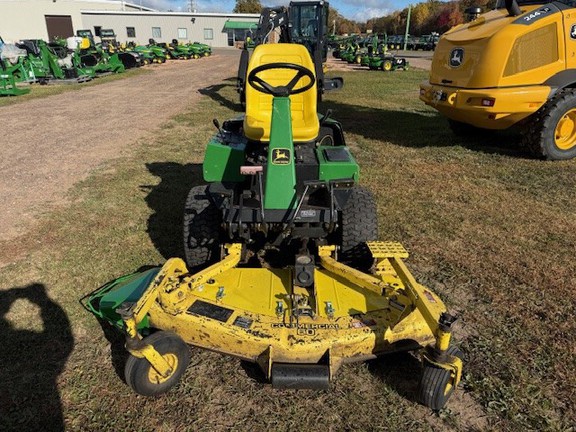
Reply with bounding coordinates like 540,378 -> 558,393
0,283 -> 73,432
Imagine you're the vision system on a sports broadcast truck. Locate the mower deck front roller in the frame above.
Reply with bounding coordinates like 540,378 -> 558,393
86,242 -> 463,409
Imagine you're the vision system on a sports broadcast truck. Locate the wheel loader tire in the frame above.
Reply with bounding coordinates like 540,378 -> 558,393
417,346 -> 463,411
522,89 -> 576,160
340,186 -> 378,271
125,331 -> 190,397
183,185 -> 221,272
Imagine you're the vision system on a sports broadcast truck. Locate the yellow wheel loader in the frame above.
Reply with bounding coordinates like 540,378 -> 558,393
420,0 -> 576,160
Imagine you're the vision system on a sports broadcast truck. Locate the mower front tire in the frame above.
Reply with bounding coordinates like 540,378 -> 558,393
183,185 -> 222,272
125,331 -> 191,397
417,345 -> 463,411
340,186 -> 378,271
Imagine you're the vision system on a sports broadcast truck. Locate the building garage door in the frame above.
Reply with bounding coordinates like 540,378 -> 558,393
45,15 -> 74,40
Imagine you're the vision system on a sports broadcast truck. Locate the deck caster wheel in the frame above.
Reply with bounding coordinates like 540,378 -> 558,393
417,345 -> 463,411
125,331 -> 191,396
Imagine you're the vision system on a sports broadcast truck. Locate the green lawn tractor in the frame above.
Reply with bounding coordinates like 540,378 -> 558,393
154,40 -> 188,60
357,37 -> 409,72
189,41 -> 211,56
98,29 -> 143,69
146,39 -> 171,62
367,53 -> 409,71
128,42 -> 165,64
84,43 -> 463,411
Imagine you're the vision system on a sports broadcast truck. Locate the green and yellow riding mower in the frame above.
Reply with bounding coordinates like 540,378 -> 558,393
155,40 -> 188,60
98,29 -> 143,69
84,43 -> 463,411
132,40 -> 169,64
189,41 -> 212,56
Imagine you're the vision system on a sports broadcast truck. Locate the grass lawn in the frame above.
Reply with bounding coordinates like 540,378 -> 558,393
0,68 -> 574,431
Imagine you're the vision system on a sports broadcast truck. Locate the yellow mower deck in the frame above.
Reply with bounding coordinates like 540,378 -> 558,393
116,242 -> 462,394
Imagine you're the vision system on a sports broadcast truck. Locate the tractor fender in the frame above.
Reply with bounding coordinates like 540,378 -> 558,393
544,69 -> 576,98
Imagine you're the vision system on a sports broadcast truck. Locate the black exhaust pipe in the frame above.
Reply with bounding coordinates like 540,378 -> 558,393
505,0 -> 522,17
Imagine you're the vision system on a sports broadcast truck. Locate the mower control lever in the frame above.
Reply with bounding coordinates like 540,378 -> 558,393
247,62 -> 315,97
212,118 -> 223,135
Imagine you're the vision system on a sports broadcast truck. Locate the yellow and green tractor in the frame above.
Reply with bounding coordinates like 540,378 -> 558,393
85,41 -> 463,410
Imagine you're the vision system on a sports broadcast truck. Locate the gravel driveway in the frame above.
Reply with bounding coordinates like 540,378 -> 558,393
0,49 -> 240,244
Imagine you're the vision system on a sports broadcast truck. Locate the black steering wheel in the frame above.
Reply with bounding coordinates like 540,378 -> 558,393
247,63 -> 315,97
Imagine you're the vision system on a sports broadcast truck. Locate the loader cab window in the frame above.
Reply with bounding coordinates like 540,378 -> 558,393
289,3 -> 328,59
290,5 -> 322,39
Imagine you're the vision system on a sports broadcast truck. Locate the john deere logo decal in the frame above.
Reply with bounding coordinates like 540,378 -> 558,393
449,48 -> 464,67
571,24 -> 576,39
272,148 -> 291,165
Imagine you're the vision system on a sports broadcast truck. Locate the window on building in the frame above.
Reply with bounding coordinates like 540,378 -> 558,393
126,27 -> 136,38
152,27 -> 162,39
204,28 -> 213,40
178,28 -> 187,39
94,26 -> 102,37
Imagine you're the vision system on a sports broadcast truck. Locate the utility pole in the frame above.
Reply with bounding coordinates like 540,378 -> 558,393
403,4 -> 411,51
189,0 -> 197,13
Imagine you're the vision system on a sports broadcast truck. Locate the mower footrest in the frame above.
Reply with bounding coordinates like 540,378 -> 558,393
271,363 -> 330,390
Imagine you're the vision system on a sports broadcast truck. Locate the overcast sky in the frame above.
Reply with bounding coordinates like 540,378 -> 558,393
136,0 -> 410,21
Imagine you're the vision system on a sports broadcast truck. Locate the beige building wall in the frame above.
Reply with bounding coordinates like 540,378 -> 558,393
81,12 -> 259,47
0,0 -> 144,42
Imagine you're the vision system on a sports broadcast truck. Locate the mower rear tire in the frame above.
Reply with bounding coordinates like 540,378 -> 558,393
340,186 -> 378,271
417,345 -> 463,411
125,331 -> 191,396
382,59 -> 393,71
183,185 -> 221,272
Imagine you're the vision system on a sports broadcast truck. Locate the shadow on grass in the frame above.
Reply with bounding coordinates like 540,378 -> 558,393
320,99 -> 531,158
143,162 -> 204,260
197,78 -> 531,158
0,284 -> 73,432
198,79 -> 243,114
366,351 -> 422,403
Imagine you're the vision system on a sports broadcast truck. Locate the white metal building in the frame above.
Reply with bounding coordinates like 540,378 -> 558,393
0,0 -> 259,47
82,11 -> 259,47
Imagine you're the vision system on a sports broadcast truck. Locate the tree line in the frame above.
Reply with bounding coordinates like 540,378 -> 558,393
233,0 -> 497,36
